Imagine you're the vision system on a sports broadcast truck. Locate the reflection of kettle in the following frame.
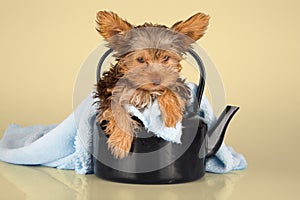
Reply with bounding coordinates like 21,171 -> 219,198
93,48 -> 240,184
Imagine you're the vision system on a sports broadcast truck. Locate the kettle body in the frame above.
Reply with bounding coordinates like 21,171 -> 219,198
93,48 -> 240,184
93,114 -> 207,184
93,105 -> 239,184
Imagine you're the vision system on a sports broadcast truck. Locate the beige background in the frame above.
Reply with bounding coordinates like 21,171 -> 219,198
0,0 -> 299,199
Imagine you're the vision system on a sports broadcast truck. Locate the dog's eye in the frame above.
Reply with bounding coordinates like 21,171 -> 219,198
137,57 -> 145,63
163,55 -> 170,62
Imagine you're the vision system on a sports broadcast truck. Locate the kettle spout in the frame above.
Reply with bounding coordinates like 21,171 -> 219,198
206,105 -> 240,158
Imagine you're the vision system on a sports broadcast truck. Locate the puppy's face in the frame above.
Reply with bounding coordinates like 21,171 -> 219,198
96,11 -> 209,92
118,49 -> 181,92
119,49 -> 182,72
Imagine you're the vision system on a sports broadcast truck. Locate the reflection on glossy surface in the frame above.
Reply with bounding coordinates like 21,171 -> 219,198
0,162 -> 244,200
89,173 -> 243,200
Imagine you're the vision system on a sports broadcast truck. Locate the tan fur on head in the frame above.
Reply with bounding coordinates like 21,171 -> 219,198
171,13 -> 210,41
118,49 -> 183,73
96,11 -> 209,41
96,11 -> 209,57
96,11 -> 133,39
95,11 -> 209,158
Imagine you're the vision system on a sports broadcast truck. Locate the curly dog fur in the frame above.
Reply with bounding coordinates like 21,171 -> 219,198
94,11 -> 209,158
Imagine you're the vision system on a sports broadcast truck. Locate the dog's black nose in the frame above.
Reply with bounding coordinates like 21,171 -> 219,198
152,78 -> 161,85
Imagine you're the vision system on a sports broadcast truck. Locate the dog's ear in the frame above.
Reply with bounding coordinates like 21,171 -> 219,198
171,13 -> 209,41
96,11 -> 133,39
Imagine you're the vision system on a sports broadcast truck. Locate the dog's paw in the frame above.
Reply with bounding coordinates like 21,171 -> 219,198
158,90 -> 184,128
105,120 -> 133,158
162,107 -> 182,128
100,108 -> 136,158
106,125 -> 133,159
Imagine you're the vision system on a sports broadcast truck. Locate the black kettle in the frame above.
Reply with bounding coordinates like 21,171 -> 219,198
93,48 -> 239,184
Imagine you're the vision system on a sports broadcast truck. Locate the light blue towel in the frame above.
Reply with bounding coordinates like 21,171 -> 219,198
0,83 -> 246,174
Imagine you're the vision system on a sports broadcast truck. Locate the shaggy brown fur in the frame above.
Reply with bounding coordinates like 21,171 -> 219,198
95,11 -> 209,158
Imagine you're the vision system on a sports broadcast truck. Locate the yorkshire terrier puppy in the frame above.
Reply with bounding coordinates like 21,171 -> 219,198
95,11 -> 209,158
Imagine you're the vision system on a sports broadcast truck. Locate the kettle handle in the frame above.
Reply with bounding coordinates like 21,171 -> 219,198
187,49 -> 206,113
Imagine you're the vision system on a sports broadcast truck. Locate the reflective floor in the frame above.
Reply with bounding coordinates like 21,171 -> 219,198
0,162 -> 298,200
